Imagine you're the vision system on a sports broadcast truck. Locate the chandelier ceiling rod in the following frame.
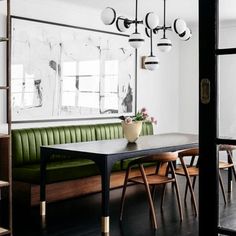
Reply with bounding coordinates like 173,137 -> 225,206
135,0 -> 138,33
163,0 -> 166,38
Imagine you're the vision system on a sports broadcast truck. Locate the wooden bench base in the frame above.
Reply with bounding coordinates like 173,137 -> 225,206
13,166 -> 157,206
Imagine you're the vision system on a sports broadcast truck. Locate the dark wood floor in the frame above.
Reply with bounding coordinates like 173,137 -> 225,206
13,171 -> 236,236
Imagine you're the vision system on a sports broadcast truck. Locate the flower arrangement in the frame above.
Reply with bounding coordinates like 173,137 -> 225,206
119,107 -> 157,125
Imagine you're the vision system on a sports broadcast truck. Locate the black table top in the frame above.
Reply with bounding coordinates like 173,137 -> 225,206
42,133 -> 198,158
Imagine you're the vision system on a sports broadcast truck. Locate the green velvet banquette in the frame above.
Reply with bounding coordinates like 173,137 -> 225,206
11,122 -> 154,205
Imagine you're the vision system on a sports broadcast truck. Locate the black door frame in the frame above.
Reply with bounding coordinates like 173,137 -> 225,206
199,0 -> 236,235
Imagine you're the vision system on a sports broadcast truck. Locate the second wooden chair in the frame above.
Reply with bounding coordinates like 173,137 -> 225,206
119,152 -> 183,229
175,146 -> 236,216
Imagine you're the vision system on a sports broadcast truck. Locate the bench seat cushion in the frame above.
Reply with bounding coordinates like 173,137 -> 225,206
13,159 -> 121,184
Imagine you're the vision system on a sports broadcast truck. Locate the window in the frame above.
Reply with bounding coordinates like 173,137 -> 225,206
12,64 -> 40,108
61,59 -> 119,114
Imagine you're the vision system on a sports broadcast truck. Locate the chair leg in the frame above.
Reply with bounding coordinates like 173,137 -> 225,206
227,151 -> 236,192
139,164 -> 158,229
174,181 -> 183,222
170,162 -> 183,221
151,185 -> 157,202
184,181 -> 189,203
119,166 -> 131,221
228,150 -> 236,181
192,176 -> 197,190
160,184 -> 167,211
179,158 -> 198,216
219,170 -> 227,205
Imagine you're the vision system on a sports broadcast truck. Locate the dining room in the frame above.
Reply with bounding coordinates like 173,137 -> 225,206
0,0 -> 236,235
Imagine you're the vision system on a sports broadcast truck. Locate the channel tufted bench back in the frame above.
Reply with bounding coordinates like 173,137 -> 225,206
12,122 -> 153,167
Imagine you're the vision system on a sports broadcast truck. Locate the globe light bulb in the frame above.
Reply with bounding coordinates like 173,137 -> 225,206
157,38 -> 172,53
101,7 -> 116,25
129,32 -> 145,49
172,18 -> 187,35
144,55 -> 159,70
179,28 -> 192,41
143,12 -> 160,30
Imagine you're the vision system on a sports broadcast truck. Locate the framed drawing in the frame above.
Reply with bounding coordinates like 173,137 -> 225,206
11,16 -> 137,122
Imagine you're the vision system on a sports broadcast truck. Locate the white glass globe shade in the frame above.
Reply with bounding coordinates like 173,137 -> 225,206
157,38 -> 172,52
179,27 -> 192,41
144,55 -> 159,71
172,18 -> 187,35
143,12 -> 160,29
128,33 -> 145,48
116,16 -> 129,32
101,7 -> 116,25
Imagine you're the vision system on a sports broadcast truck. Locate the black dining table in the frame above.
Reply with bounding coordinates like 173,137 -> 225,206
40,132 -> 198,235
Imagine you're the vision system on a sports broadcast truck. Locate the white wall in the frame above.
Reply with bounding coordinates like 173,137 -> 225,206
179,25 -> 199,134
0,0 -> 180,134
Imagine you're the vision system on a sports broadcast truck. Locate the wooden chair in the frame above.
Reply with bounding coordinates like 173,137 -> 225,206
119,152 -> 183,229
175,146 -> 236,216
219,145 -> 236,193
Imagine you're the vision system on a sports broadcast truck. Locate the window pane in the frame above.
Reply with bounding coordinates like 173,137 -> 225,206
105,60 -> 118,75
104,76 -> 118,93
25,79 -> 35,93
62,92 -> 76,106
79,76 -> 99,92
79,60 -> 99,75
103,93 -> 118,112
63,76 -> 76,91
218,0 -> 236,49
12,79 -> 23,93
63,61 -> 77,76
24,93 -> 34,107
12,64 -> 23,78
78,92 -> 99,109
12,93 -> 22,107
218,54 -> 236,139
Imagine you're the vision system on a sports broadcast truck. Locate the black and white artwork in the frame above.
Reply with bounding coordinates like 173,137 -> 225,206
11,17 -> 136,122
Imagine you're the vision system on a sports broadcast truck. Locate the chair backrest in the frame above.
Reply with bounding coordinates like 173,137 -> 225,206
178,147 -> 199,158
219,144 -> 236,152
131,152 -> 178,166
147,152 -> 178,163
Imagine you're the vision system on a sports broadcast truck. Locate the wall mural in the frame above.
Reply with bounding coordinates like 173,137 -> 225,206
11,17 -> 136,122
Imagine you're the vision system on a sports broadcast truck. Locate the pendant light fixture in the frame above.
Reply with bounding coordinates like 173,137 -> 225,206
101,0 -> 159,49
101,0 -> 192,70
156,0 -> 172,52
144,29 -> 159,71
155,0 -> 192,53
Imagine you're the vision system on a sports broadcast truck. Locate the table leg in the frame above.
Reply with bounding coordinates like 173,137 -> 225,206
40,148 -> 48,229
98,160 -> 114,235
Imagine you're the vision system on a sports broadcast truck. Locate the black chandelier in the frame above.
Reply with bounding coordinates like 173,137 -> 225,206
101,0 -> 192,70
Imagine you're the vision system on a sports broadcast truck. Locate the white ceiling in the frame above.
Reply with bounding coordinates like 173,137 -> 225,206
57,0 -> 236,25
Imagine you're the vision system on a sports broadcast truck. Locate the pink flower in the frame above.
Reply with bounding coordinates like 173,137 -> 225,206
141,107 -> 147,113
151,117 -> 157,125
140,107 -> 148,119
125,117 -> 133,124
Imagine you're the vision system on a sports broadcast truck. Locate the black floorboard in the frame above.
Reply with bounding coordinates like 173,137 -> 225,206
13,171 -> 236,236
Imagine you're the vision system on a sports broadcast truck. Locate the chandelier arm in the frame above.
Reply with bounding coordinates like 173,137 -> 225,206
165,26 -> 172,31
